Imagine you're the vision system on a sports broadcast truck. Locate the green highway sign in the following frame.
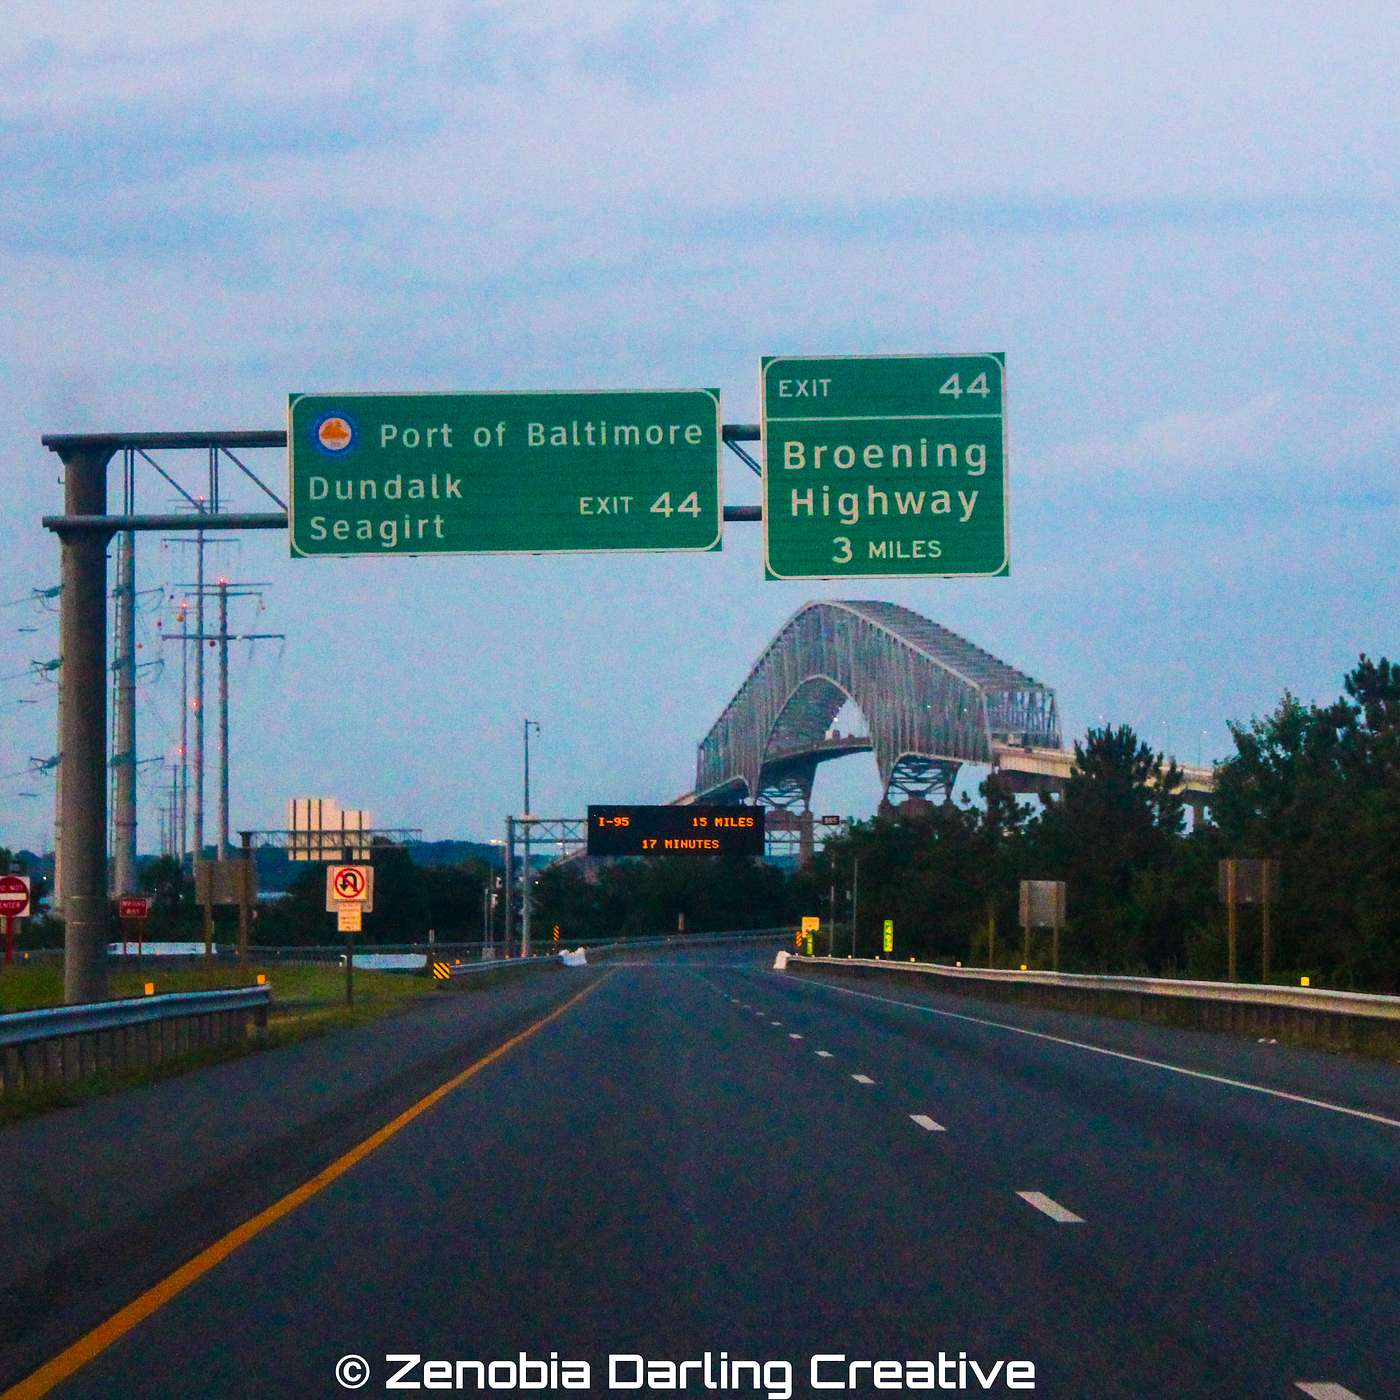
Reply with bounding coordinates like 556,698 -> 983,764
760,354 -> 1008,579
288,389 -> 722,557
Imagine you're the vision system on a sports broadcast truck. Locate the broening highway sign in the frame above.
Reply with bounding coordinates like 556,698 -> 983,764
288,390 -> 722,558
760,353 -> 1008,579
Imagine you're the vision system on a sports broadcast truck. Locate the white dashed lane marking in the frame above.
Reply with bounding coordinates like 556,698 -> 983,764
815,1051 -> 834,1058
789,1033 -> 803,1040
770,1020 -> 783,1026
788,978 -> 1400,1130
1295,1384 -> 1366,1399
851,1074 -> 875,1085
909,1114 -> 946,1132
1016,1191 -> 1084,1223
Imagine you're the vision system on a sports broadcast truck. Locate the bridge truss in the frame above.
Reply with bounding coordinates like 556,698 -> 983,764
696,600 -> 1060,822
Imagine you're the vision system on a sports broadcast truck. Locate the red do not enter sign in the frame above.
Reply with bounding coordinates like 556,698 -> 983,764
0,875 -> 32,917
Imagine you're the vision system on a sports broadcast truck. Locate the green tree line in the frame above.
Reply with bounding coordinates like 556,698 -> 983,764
798,655 -> 1398,991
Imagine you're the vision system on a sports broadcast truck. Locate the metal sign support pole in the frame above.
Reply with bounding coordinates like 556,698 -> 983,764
237,831 -> 253,967
503,817 -> 515,958
1226,861 -> 1238,983
850,857 -> 859,958
55,445 -> 115,1004
521,819 -> 532,959
1261,865 -> 1273,983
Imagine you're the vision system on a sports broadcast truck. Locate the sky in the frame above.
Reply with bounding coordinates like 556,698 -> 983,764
1,0 -> 1396,853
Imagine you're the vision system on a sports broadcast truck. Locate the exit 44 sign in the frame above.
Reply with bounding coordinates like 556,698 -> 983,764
761,354 -> 1008,579
288,390 -> 721,558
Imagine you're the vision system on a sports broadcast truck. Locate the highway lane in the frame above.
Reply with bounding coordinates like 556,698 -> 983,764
7,944 -> 1396,1399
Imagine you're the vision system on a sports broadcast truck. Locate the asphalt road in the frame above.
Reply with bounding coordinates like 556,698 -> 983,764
4,944 -> 1396,1400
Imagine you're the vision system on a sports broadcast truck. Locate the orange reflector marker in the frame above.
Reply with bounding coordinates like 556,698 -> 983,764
143,982 -> 154,996
256,974 -> 266,986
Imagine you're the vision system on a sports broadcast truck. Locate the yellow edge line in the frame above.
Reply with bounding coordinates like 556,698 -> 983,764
3,973 -> 611,1400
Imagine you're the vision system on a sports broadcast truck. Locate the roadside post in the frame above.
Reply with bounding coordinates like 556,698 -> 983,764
1218,859 -> 1280,982
1019,881 -> 1067,971
116,894 -> 150,964
238,832 -> 256,967
0,875 -> 31,966
850,858 -> 860,958
326,861 -> 374,1006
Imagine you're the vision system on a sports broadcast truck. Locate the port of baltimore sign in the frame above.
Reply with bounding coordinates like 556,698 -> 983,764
288,389 -> 722,557
587,805 -> 765,858
760,354 -> 1008,579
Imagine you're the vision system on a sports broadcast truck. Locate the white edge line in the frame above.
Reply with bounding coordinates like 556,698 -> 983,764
779,976 -> 1400,1130
1017,1190 -> 1084,1223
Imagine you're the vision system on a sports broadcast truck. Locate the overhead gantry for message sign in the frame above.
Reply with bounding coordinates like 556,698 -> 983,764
40,356 -> 1011,1001
38,422 -> 768,1003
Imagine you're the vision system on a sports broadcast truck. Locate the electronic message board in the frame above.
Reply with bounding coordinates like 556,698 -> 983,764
587,805 -> 765,857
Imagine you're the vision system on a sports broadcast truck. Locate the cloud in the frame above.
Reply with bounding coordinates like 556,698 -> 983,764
1039,390 -> 1400,501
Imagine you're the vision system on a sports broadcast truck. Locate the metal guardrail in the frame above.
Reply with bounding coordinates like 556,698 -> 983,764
782,955 -> 1400,1051
431,931 -> 788,982
789,957 -> 1400,1020
0,986 -> 271,1095
433,954 -> 563,982
0,985 -> 272,1047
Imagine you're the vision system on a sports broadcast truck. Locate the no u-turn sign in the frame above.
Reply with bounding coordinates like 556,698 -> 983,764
326,864 -> 374,912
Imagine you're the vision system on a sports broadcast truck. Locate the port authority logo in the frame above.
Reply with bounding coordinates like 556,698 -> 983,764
313,412 -> 356,455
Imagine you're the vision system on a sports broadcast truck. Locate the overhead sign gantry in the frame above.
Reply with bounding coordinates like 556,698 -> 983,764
40,353 -> 1009,1003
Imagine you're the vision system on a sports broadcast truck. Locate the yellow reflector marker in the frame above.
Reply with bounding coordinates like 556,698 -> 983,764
1300,975 -> 1310,987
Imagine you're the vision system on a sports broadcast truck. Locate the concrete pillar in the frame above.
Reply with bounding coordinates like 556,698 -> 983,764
56,446 -> 114,1004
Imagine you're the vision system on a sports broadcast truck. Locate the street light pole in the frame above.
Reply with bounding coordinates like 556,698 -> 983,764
521,718 -> 540,958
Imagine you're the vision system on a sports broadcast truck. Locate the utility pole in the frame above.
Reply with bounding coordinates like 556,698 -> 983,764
165,579 -> 280,866
218,581 -> 229,856
162,530 -> 231,867
52,658 -> 64,915
112,526 -> 138,896
521,718 -> 540,958
193,520 -> 205,864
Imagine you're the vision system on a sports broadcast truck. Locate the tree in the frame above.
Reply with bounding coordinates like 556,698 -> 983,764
1032,725 -> 1186,971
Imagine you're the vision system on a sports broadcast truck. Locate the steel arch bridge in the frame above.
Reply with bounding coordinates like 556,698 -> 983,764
695,600 -> 1060,814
